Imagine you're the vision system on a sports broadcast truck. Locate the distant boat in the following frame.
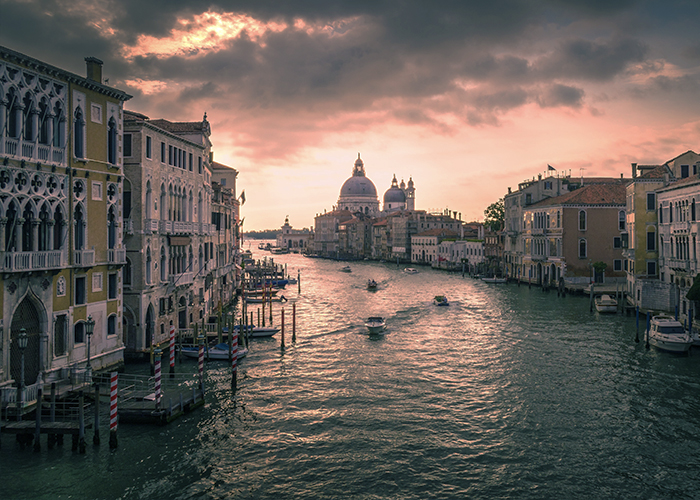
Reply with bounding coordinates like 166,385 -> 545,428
594,294 -> 618,313
340,266 -> 352,273
365,317 -> 387,335
245,295 -> 287,304
433,295 -> 449,306
270,247 -> 289,254
367,279 -> 378,290
481,277 -> 507,284
403,268 -> 419,274
233,325 -> 280,338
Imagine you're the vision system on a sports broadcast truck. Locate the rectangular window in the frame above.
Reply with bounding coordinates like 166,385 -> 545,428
161,142 -> 166,163
681,165 -> 689,178
647,260 -> 657,276
75,276 -> 86,305
646,192 -> 656,211
54,314 -> 67,357
624,259 -> 628,271
614,259 -> 622,271
614,236 -> 622,248
619,211 -> 625,230
108,273 -> 118,299
189,153 -> 193,171
198,156 -> 202,174
169,145 -> 173,165
123,133 -> 132,157
647,231 -> 656,251
92,272 -> 103,292
146,136 -> 152,159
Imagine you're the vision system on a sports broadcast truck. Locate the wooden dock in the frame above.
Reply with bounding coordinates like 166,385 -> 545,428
118,385 -> 205,425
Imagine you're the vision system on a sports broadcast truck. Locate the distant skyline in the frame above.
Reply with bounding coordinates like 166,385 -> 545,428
3,1 -> 700,229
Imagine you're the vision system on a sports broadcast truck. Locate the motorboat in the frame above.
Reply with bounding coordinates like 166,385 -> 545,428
595,294 -> 618,313
433,295 -> 449,306
367,279 -> 378,290
365,317 -> 387,334
481,277 -> 507,284
234,325 -> 280,338
645,315 -> 692,353
180,343 -> 248,360
340,266 -> 352,273
403,268 -> 419,274
245,294 -> 287,304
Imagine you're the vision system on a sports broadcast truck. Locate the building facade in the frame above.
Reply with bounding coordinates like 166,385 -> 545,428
1,47 -> 131,396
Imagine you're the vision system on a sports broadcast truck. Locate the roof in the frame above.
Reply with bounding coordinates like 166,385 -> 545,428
414,228 -> 460,238
149,118 -> 209,135
211,161 -> 238,174
530,182 -> 626,208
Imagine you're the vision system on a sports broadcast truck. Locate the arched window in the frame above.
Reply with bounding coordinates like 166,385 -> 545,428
7,88 -> 21,138
692,199 -> 696,222
107,314 -> 117,337
145,181 -> 152,219
73,107 -> 85,158
145,247 -> 152,284
53,207 -> 64,250
160,184 -> 166,221
74,321 -> 85,344
107,205 -> 117,249
160,246 -> 167,282
618,210 -> 625,230
38,203 -> 50,251
53,102 -> 65,148
108,117 -> 118,165
578,238 -> 587,258
38,98 -> 50,145
124,257 -> 132,287
22,204 -> 34,252
22,93 -> 35,142
578,210 -> 587,231
74,203 -> 86,250
123,179 -> 132,220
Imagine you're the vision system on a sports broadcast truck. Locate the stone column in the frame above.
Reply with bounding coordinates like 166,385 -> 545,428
32,219 -> 40,252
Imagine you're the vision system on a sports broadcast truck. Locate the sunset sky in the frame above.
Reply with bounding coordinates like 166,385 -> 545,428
3,1 -> 700,230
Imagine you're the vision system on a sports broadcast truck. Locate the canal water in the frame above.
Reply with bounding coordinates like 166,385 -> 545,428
3,247 -> 700,499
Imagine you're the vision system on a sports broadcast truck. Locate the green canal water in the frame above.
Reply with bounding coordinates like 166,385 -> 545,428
3,249 -> 700,499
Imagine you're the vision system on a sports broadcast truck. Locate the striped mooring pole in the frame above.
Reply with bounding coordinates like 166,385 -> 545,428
154,349 -> 162,411
169,324 -> 176,377
109,372 -> 118,449
198,334 -> 205,390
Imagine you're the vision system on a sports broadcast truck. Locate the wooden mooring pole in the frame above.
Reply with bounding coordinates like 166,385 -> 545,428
281,308 -> 285,350
93,383 -> 100,446
292,302 -> 296,343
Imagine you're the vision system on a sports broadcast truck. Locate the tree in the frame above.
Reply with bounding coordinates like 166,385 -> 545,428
484,199 -> 505,232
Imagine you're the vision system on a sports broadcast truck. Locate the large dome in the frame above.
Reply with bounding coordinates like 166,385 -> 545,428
340,176 -> 378,197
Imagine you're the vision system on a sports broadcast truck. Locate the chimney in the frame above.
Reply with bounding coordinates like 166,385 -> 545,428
631,162 -> 637,179
85,57 -> 103,83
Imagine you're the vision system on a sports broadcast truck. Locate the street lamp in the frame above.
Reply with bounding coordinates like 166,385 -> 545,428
17,328 -> 28,420
85,315 -> 95,377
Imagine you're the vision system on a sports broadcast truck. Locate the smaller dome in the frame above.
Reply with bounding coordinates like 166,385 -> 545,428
383,174 -> 406,203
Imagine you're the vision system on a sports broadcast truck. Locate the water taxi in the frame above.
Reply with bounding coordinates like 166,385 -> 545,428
594,294 -> 618,313
645,315 -> 692,353
403,268 -> 419,274
433,295 -> 449,306
365,317 -> 387,334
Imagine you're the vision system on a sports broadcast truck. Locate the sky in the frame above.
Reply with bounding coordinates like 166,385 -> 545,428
3,1 -> 700,230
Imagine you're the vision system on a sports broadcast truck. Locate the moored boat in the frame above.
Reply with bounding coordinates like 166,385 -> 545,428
403,268 -> 419,274
180,343 -> 248,360
481,277 -> 507,284
365,316 -> 387,334
645,314 -> 692,353
234,325 -> 280,338
594,294 -> 618,313
367,279 -> 378,290
245,295 -> 287,303
340,266 -> 352,273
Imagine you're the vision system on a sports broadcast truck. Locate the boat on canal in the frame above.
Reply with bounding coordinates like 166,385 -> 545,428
340,265 -> 352,272
367,279 -> 378,290
245,295 -> 287,304
645,314 -> 692,353
234,325 -> 280,338
365,316 -> 387,334
403,268 -> 419,274
594,294 -> 618,313
481,276 -> 507,284
433,295 -> 449,306
180,343 -> 248,360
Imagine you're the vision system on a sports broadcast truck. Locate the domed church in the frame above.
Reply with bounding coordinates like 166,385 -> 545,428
337,153 -> 380,215
383,174 -> 416,213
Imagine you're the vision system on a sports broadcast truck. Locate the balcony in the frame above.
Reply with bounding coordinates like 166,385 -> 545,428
173,221 -> 195,234
1,250 -> 64,272
160,220 -> 173,234
1,137 -> 66,165
671,221 -> 690,234
143,219 -> 159,234
107,248 -> 127,264
74,249 -> 95,267
170,272 -> 194,286
666,258 -> 693,272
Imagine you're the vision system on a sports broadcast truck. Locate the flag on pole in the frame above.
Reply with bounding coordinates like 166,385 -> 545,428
547,165 -> 555,171
239,190 -> 246,205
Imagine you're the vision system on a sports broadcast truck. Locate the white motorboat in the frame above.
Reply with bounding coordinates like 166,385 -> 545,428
180,343 -> 248,360
595,294 -> 618,313
403,268 -> 419,274
481,277 -> 507,284
365,316 -> 387,334
340,266 -> 352,273
645,315 -> 692,353
233,325 -> 280,338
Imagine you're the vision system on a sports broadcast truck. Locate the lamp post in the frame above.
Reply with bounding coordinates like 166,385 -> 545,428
85,315 -> 95,380
17,328 -> 28,421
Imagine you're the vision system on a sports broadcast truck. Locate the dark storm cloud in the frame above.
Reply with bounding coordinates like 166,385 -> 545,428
537,84 -> 585,108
